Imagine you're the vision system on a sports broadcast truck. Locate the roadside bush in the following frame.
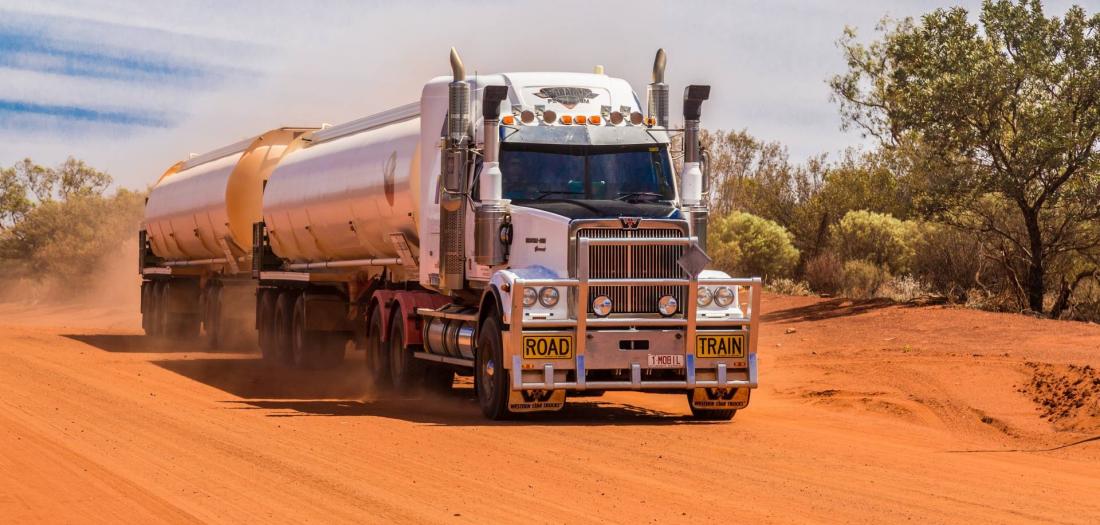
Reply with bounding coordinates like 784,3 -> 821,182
709,211 -> 800,280
909,222 -> 981,300
831,210 -> 914,273
841,260 -> 889,299
803,251 -> 844,295
766,277 -> 814,296
877,275 -> 929,302
0,189 -> 144,279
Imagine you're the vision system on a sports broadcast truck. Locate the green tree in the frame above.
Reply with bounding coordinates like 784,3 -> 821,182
708,211 -> 800,280
831,0 -> 1100,314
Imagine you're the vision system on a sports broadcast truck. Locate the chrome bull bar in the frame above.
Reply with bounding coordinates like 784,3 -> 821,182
507,235 -> 762,391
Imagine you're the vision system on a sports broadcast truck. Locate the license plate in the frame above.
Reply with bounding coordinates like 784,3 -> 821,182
522,334 -> 574,359
695,333 -> 746,358
647,354 -> 684,368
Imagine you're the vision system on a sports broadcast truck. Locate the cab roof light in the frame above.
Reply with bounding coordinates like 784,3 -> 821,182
575,115 -> 587,125
629,111 -> 644,126
560,114 -> 573,125
589,115 -> 601,125
520,109 -> 536,124
542,109 -> 557,124
609,111 -> 625,125
502,115 -> 515,125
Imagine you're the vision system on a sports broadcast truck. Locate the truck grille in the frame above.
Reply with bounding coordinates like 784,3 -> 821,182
577,227 -> 686,314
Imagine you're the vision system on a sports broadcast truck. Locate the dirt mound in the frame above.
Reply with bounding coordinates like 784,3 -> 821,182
1019,362 -> 1100,432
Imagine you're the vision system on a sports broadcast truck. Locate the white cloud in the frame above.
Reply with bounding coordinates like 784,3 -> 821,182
0,0 -> 1086,188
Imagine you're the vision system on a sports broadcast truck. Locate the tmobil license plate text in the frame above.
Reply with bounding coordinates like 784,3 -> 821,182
522,335 -> 574,359
695,333 -> 746,358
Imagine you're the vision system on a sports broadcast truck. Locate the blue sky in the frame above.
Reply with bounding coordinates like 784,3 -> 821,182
0,0 -> 1085,189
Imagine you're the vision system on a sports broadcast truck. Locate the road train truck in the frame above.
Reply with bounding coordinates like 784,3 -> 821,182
139,49 -> 761,420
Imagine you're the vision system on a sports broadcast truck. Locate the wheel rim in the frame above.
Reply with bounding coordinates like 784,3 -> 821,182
478,343 -> 495,405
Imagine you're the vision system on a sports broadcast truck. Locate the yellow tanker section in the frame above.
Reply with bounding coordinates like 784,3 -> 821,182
143,127 -> 314,272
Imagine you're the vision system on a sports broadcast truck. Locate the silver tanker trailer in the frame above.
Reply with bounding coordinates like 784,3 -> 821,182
140,49 -> 761,420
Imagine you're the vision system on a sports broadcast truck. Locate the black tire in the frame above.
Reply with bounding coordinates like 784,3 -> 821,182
204,285 -> 222,349
291,294 -> 312,368
388,312 -> 424,393
365,306 -> 390,389
155,281 -> 170,337
273,290 -> 297,365
141,281 -> 156,336
161,280 -> 200,339
475,316 -> 513,420
257,289 -> 279,361
686,391 -> 738,421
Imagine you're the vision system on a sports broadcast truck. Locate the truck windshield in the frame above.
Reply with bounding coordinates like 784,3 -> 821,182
500,144 -> 675,202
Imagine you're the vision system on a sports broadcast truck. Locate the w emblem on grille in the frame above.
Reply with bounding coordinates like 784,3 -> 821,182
619,217 -> 641,229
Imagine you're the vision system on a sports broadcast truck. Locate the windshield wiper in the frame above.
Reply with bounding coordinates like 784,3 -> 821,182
616,191 -> 665,202
533,190 -> 584,200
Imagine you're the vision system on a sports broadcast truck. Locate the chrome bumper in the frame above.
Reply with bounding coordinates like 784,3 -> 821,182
507,236 -> 762,391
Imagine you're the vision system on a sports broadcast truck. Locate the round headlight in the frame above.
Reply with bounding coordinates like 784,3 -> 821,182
714,286 -> 735,307
658,295 -> 678,317
697,286 -> 713,307
522,287 -> 538,307
592,295 -> 613,317
538,287 -> 560,307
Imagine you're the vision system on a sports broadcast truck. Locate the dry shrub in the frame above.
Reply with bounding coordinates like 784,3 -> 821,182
804,251 -> 844,295
877,275 -> 929,302
766,277 -> 814,296
910,222 -> 981,300
842,260 -> 889,299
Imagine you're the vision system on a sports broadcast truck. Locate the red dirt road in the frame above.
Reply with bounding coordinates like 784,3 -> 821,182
0,295 -> 1097,524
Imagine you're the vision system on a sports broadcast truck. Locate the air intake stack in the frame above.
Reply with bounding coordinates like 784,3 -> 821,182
475,85 -> 511,266
681,84 -> 711,252
647,49 -> 669,128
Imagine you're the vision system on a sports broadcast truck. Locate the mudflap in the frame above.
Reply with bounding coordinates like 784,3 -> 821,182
508,389 -> 566,412
690,387 -> 751,410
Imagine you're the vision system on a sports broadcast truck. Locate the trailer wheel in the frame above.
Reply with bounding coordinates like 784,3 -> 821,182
273,290 -> 297,365
388,312 -> 425,393
257,289 -> 278,361
161,280 -> 200,339
365,307 -> 390,389
141,281 -> 156,336
203,285 -> 222,349
290,295 -> 347,369
686,392 -> 737,421
475,316 -> 513,420
155,281 -> 171,337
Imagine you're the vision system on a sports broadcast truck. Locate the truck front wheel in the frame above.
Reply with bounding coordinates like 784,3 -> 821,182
475,316 -> 513,420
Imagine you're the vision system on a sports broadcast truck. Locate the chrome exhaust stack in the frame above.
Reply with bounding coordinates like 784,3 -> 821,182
647,48 -> 669,128
681,84 -> 711,251
475,85 -> 511,266
440,47 -> 472,292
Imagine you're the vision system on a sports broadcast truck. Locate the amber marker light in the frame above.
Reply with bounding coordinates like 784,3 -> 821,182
575,115 -> 587,125
502,115 -> 515,125
589,115 -> 601,125
561,115 -> 573,125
